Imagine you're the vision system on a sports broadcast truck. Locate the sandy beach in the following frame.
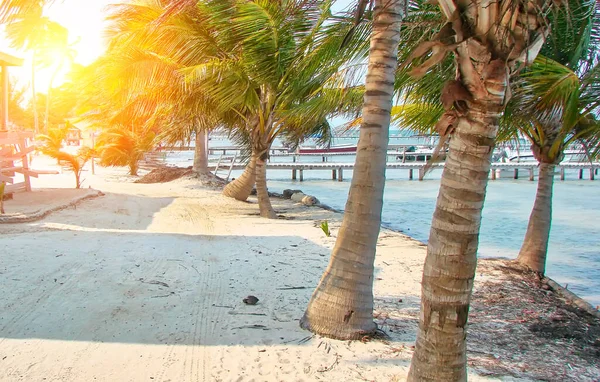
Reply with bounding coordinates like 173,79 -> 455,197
1,161 -> 599,381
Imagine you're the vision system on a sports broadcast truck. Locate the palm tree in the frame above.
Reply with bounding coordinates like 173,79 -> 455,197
36,124 -> 68,153
300,0 -> 404,340
41,25 -> 78,133
37,145 -> 94,188
4,4 -> 46,135
402,0 -> 555,379
394,0 -> 600,279
95,126 -> 156,176
105,0 -> 368,218
512,0 -> 600,274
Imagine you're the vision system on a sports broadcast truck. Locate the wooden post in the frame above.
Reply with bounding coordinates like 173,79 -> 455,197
19,137 -> 31,191
418,167 -> 424,181
402,147 -> 406,163
332,169 -> 336,180
514,169 -> 519,179
299,169 -> 304,182
579,168 -> 583,179
292,169 -> 297,180
590,168 -> 595,181
91,130 -> 96,175
491,168 -> 496,180
529,168 -> 534,181
409,168 -> 413,180
560,167 -> 565,181
337,168 -> 343,182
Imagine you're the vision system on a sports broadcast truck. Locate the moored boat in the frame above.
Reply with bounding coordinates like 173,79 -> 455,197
298,145 -> 357,154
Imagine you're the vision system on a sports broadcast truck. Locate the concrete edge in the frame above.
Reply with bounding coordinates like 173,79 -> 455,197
545,278 -> 600,319
0,189 -> 104,224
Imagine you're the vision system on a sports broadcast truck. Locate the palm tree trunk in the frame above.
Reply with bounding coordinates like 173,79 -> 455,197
408,67 -> 509,381
44,56 -> 63,133
193,128 -> 209,175
517,163 -> 555,274
223,151 -> 257,201
31,53 -> 39,135
129,160 -> 138,176
255,151 -> 276,218
300,0 -> 403,340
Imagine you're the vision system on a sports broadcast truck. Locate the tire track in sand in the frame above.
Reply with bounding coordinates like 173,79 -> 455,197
0,261 -> 83,345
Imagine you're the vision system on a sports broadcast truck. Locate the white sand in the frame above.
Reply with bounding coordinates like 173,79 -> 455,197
0,162 -> 530,382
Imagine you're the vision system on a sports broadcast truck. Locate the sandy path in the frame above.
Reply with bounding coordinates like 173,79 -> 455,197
1,172 -> 596,381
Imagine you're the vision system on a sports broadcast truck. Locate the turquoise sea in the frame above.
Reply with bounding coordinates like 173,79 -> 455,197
165,135 -> 600,308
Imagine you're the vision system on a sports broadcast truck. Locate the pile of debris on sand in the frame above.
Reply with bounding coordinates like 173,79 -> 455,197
135,166 -> 228,189
466,259 -> 600,381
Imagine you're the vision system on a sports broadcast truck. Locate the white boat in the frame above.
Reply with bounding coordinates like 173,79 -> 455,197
496,148 -> 589,163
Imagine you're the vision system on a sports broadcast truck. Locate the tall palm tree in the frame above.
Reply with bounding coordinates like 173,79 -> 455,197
513,0 -> 600,273
403,0 -> 555,379
300,0 -> 404,340
41,24 -> 78,133
395,0 -> 600,278
106,0 -> 368,218
4,4 -> 46,135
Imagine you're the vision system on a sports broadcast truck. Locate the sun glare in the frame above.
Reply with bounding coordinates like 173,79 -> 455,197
1,0 -> 114,93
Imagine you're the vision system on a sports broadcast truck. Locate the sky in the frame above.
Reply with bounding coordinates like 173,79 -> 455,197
0,0 -> 356,94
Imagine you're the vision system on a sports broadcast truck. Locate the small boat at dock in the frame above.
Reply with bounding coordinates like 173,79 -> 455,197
298,145 -> 357,154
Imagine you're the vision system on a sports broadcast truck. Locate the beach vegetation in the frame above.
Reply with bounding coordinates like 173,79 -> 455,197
301,0 -> 403,340
3,5 -> 69,134
43,147 -> 94,188
319,220 -> 331,237
398,0 -> 556,379
35,125 -> 68,154
95,126 -> 156,177
392,0 -> 600,279
510,0 -> 600,274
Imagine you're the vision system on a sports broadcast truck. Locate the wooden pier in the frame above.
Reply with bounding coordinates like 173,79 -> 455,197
208,160 -> 599,182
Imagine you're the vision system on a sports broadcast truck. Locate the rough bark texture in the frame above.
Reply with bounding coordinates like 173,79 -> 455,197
408,49 -> 509,382
129,161 -> 139,176
222,153 -> 257,201
300,0 -> 403,340
255,151 -> 276,219
517,162 -> 555,274
193,129 -> 209,175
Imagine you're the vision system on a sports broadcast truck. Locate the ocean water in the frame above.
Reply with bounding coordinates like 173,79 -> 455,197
165,139 -> 600,307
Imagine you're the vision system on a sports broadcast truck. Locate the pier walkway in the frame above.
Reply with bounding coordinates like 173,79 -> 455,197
208,160 -> 599,182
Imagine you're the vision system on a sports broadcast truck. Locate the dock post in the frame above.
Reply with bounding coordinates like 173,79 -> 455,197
292,169 -> 297,180
591,168 -> 595,181
579,169 -> 583,179
560,167 -> 565,181
418,167 -> 424,181
514,169 -> 519,179
332,169 -> 337,180
409,169 -> 413,180
491,168 -> 496,180
299,169 -> 304,182
337,168 -> 343,182
529,168 -> 534,181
